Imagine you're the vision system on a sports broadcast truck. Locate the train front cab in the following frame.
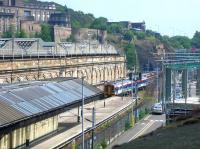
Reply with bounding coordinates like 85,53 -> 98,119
104,84 -> 115,97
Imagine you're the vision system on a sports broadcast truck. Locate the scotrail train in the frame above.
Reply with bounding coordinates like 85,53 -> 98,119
104,72 -> 157,97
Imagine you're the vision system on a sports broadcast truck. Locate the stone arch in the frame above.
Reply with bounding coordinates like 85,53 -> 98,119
116,66 -> 120,80
111,66 -> 116,81
119,65 -> 124,78
99,68 -> 104,82
104,67 -> 110,81
108,66 -> 113,81
4,78 -> 10,83
86,67 -> 92,84
42,73 -> 46,79
50,73 -> 53,78
55,72 -> 59,77
59,69 -> 65,77
25,75 -> 30,81
77,69 -> 84,78
17,76 -> 21,82
65,71 -> 73,77
96,68 -> 101,84
92,68 -> 98,85
33,75 -> 37,80
83,69 -> 89,81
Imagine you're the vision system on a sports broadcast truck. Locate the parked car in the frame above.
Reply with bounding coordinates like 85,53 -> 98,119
151,102 -> 163,114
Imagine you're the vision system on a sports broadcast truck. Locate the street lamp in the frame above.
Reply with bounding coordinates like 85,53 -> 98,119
131,68 -> 134,117
81,76 -> 86,149
120,77 -> 124,100
134,68 -> 138,123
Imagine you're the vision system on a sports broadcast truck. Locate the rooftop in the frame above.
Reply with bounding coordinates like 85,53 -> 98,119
0,77 -> 102,128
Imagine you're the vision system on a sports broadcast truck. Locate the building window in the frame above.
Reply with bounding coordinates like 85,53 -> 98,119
11,0 -> 15,6
24,10 -> 31,17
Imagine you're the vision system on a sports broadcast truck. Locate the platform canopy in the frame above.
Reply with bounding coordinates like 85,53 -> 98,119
0,78 -> 102,127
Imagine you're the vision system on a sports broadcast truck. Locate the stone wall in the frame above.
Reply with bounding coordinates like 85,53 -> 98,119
54,26 -> 71,42
20,20 -> 41,37
0,6 -> 55,34
0,55 -> 126,88
73,28 -> 107,43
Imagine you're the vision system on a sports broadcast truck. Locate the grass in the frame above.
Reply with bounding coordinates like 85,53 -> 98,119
113,117 -> 200,149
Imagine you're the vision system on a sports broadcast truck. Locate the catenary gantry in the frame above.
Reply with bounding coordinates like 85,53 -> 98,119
156,51 -> 200,103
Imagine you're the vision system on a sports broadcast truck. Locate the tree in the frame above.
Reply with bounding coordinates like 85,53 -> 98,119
90,17 -> 108,30
192,31 -> 200,48
170,36 -> 191,49
39,24 -> 53,42
16,29 -> 28,38
125,44 -> 138,69
107,23 -> 123,34
2,25 -> 15,38
67,8 -> 95,28
123,30 -> 134,42
135,31 -> 146,40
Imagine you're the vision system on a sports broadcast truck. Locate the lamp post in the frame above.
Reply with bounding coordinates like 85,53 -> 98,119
131,68 -> 134,99
131,68 -> 134,116
134,67 -> 138,123
81,76 -> 85,149
121,77 -> 124,100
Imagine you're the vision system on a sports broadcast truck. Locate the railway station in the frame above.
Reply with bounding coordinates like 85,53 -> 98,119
0,78 -> 103,149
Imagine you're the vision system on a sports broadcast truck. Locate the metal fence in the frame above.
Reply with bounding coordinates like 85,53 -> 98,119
0,38 -> 122,59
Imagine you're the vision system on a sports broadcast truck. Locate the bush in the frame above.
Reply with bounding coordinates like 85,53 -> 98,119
139,110 -> 146,120
125,120 -> 131,131
101,139 -> 107,149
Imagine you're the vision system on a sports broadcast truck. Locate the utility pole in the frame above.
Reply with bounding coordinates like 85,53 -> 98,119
156,66 -> 159,102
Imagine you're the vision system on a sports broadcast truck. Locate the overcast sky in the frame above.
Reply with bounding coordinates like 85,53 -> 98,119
49,0 -> 200,38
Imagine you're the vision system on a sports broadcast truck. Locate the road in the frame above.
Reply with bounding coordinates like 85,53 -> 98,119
107,114 -> 166,149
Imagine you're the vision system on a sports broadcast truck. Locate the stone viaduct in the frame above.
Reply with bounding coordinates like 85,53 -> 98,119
0,38 -> 126,89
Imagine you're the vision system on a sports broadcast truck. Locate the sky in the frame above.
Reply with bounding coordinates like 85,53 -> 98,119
49,0 -> 200,38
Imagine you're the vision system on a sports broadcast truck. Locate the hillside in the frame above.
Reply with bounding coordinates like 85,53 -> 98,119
113,117 -> 200,149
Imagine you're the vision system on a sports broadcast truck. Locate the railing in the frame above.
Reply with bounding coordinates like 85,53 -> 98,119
0,39 -> 122,59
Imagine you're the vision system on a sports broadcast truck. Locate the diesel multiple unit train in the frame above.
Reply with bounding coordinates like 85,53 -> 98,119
104,72 -> 157,97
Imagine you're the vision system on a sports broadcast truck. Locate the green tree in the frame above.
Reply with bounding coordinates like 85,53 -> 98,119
107,23 -> 123,34
192,31 -> 200,48
2,25 -> 15,38
90,17 -> 108,30
39,24 -> 53,42
170,36 -> 191,49
135,31 -> 146,40
16,29 -> 28,38
67,8 -> 95,28
123,30 -> 134,42
125,44 -> 138,69
71,20 -> 81,29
